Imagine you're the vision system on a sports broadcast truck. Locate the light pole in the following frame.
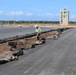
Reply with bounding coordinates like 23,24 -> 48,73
14,11 -> 16,25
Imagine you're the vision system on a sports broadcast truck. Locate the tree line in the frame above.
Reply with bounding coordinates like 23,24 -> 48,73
0,20 -> 76,25
0,20 -> 59,24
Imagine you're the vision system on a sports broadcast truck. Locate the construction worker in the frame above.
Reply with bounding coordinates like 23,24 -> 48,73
35,24 -> 41,41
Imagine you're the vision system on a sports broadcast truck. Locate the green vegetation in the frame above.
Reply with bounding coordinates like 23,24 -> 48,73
0,20 -> 59,25
0,20 -> 76,25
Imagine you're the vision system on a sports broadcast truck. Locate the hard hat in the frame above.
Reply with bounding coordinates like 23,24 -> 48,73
35,24 -> 38,28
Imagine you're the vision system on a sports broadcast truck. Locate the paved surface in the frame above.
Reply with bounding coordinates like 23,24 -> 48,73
0,28 -> 76,75
0,26 -> 58,39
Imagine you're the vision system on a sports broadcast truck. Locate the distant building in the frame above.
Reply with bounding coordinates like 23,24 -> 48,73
60,9 -> 70,25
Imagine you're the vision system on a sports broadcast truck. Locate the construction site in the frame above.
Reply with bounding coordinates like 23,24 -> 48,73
1,8 -> 76,75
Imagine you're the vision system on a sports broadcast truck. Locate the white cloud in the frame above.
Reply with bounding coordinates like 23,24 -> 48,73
0,11 -> 59,18
0,11 -> 59,20
8,11 -> 24,16
37,13 -> 59,18
25,13 -> 33,16
7,11 -> 33,17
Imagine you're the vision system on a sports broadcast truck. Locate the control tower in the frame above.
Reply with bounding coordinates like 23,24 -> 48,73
60,9 -> 70,25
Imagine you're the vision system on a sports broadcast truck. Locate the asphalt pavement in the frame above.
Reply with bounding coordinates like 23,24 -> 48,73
0,26 -> 57,39
0,28 -> 76,75
0,26 -> 64,39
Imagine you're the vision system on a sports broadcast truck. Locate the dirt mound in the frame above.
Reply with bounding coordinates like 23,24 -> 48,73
0,31 -> 59,57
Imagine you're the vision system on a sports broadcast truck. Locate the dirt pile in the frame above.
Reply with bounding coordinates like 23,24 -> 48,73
0,31 -> 60,57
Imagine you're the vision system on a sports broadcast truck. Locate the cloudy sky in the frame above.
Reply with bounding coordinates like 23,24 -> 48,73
0,0 -> 76,21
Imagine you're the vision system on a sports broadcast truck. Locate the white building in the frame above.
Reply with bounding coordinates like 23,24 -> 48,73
60,9 -> 70,25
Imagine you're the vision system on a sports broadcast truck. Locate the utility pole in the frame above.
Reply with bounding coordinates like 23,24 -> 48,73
14,11 -> 16,25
